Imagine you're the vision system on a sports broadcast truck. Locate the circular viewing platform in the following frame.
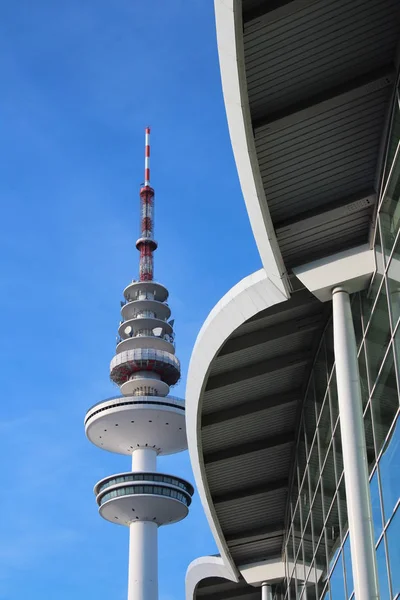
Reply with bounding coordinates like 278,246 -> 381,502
84,395 -> 187,455
95,472 -> 193,526
95,472 -> 194,497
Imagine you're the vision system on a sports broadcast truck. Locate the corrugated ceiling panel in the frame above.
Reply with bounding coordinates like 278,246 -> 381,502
254,86 -> 389,222
256,92 -> 385,156
202,362 -> 306,415
229,294 -> 320,339
211,329 -> 314,377
205,443 -> 292,496
230,536 -> 284,564
202,401 -> 297,454
260,125 -> 382,187
279,211 -> 373,267
277,210 -> 372,251
216,488 -> 287,534
244,0 -> 399,118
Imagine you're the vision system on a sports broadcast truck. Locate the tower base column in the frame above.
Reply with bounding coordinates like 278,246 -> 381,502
128,520 -> 158,600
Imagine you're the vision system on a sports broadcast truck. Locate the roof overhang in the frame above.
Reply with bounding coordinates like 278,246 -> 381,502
185,269 -> 329,596
215,0 -> 399,275
186,269 -> 290,582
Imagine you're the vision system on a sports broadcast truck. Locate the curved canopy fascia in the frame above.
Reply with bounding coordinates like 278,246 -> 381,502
214,0 -> 290,297
185,555 -> 238,600
185,269 -> 289,584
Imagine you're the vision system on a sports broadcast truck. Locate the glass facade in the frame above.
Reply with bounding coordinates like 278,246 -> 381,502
97,472 -> 193,495
99,484 -> 192,507
280,81 -> 400,599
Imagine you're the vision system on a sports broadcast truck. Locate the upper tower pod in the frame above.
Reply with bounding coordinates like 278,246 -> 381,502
85,128 -> 192,600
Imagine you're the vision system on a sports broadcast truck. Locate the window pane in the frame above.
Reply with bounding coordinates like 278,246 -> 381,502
333,422 -> 344,484
325,320 -> 335,377
387,233 -> 400,329
304,381 -> 317,455
309,441 -> 320,499
379,416 -> 400,522
358,344 -> 370,409
329,370 -> 339,429
365,288 -> 391,387
370,345 -> 398,456
297,424 -> 307,486
314,341 -> 329,412
322,444 -> 336,517
293,505 -> 301,561
364,404 -> 376,472
325,494 -> 341,568
376,538 -> 390,600
362,274 -> 383,328
343,535 -> 353,599
318,397 -> 332,469
312,482 -> 324,542
370,470 -> 383,543
329,552 -> 346,600
386,507 -> 400,597
352,293 -> 363,349
382,94 -> 400,190
380,143 -> 400,260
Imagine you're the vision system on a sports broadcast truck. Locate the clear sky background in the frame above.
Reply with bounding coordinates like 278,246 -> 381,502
0,1 -> 261,598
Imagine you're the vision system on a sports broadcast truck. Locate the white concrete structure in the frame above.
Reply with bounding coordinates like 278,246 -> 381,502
85,277 -> 193,600
85,132 -> 193,600
185,1 -> 400,599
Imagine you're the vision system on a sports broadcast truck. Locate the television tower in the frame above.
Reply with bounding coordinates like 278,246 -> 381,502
85,128 -> 193,600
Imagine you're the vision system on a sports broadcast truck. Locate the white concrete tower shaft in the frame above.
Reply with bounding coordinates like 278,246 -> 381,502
128,521 -> 158,600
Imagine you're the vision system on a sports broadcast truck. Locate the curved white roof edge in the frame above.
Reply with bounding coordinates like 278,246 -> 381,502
185,555 -> 238,600
214,0 -> 290,297
185,268 -> 290,586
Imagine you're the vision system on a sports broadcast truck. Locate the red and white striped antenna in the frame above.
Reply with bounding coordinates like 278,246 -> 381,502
136,127 -> 157,281
144,127 -> 151,187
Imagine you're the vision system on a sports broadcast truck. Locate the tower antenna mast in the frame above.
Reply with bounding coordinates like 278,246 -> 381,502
136,127 -> 157,281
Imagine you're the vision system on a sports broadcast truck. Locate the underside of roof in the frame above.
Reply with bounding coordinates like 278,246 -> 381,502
244,0 -> 399,270
201,288 -> 329,564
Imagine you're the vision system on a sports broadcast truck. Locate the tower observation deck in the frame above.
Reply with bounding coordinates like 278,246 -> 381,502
85,128 -> 193,600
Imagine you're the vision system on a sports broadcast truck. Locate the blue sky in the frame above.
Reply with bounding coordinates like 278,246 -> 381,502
0,1 -> 261,598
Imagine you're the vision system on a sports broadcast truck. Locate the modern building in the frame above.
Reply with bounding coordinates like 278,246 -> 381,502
85,129 -> 193,600
185,1 -> 400,599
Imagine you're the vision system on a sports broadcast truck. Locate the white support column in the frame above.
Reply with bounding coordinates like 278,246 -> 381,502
261,583 -> 273,600
132,448 -> 157,472
332,287 -> 379,600
128,520 -> 158,600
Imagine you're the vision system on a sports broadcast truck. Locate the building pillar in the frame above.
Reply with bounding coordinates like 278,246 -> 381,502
261,583 -> 273,600
332,287 -> 379,600
128,520 -> 158,600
